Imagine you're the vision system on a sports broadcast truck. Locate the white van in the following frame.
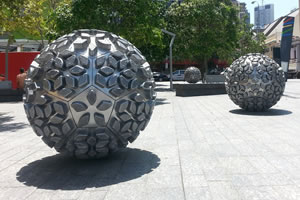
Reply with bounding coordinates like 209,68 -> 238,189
172,70 -> 185,81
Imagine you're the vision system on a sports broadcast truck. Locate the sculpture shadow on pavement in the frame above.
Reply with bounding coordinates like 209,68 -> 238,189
154,87 -> 173,92
16,148 -> 160,190
155,98 -> 170,106
0,112 -> 29,132
229,108 -> 292,116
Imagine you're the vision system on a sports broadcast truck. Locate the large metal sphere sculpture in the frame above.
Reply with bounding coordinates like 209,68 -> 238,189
184,66 -> 201,83
224,53 -> 285,111
24,29 -> 156,159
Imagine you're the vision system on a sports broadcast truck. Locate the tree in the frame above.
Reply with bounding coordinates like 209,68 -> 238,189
236,20 -> 266,58
0,0 -> 25,32
0,0 -> 68,47
165,0 -> 240,72
0,0 -> 26,80
19,0 -> 69,48
0,0 -> 66,79
51,0 -> 168,62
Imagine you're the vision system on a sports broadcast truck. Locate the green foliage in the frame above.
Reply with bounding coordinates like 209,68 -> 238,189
51,0 -> 168,62
0,0 -> 26,33
165,0 -> 240,65
20,0 -> 70,46
0,0 -> 68,47
0,0 -> 266,65
236,20 -> 266,58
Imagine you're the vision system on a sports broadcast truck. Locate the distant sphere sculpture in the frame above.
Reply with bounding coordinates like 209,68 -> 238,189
224,53 -> 285,111
24,29 -> 156,159
184,66 -> 201,83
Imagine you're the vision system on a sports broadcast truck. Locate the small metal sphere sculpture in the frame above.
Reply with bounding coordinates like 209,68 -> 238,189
224,53 -> 285,111
184,66 -> 201,83
24,29 -> 156,159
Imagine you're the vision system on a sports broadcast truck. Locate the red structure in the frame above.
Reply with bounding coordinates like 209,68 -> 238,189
0,52 -> 39,89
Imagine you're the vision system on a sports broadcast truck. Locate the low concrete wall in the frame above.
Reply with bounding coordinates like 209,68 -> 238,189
174,83 -> 227,97
203,74 -> 225,83
0,81 -> 12,89
0,89 -> 23,102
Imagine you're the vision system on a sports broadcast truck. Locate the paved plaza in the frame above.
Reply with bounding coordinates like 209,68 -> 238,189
0,80 -> 300,200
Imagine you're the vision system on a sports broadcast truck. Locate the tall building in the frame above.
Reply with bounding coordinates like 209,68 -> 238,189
231,0 -> 250,24
239,2 -> 250,24
254,4 -> 274,29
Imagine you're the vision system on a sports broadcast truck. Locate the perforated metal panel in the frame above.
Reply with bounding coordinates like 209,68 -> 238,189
224,53 -> 285,112
24,30 -> 156,159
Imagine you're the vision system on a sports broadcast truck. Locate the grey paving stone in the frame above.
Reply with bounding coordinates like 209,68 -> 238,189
145,187 -> 185,200
230,139 -> 258,156
245,156 -> 280,174
261,173 -> 296,186
0,80 -> 300,200
78,190 -> 107,200
272,185 -> 300,200
104,184 -> 147,200
180,154 -> 220,174
0,187 -> 36,200
211,143 -> 241,157
49,190 -> 82,200
24,190 -> 54,200
231,174 -> 269,187
265,155 -> 299,173
150,145 -> 180,166
182,174 -> 208,187
146,165 -> 182,188
238,186 -> 281,200
217,157 -> 259,174
203,167 -> 230,181
208,181 -> 240,200
265,143 -> 299,155
185,187 -> 212,200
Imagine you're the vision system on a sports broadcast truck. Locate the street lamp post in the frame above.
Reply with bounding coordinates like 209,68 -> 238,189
162,29 -> 176,91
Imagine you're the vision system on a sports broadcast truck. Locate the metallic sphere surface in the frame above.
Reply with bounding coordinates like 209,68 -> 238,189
24,29 -> 156,159
224,53 -> 285,112
184,66 -> 201,83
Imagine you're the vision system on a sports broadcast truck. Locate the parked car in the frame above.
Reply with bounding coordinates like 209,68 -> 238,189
172,70 -> 185,81
153,72 -> 169,81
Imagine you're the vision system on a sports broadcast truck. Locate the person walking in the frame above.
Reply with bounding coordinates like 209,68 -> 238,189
16,68 -> 27,90
0,74 -> 5,81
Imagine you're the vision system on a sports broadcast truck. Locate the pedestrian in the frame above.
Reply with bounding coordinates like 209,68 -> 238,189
16,68 -> 27,90
0,74 -> 5,81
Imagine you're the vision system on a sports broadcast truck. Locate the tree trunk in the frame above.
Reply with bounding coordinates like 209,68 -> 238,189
37,25 -> 45,49
5,39 -> 10,81
203,57 -> 208,75
5,34 -> 15,81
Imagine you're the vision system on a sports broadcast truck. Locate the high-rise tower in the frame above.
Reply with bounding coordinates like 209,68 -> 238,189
254,4 -> 274,29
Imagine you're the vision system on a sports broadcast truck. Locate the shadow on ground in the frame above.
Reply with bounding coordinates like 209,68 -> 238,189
229,109 -> 292,116
155,87 -> 173,92
155,98 -> 170,106
283,94 -> 300,99
16,148 -> 160,190
0,112 -> 29,132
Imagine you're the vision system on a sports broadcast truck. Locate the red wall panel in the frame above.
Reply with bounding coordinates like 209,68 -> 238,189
0,52 -> 40,89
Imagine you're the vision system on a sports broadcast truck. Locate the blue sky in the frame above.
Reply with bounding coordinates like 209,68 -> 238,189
240,0 -> 298,24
